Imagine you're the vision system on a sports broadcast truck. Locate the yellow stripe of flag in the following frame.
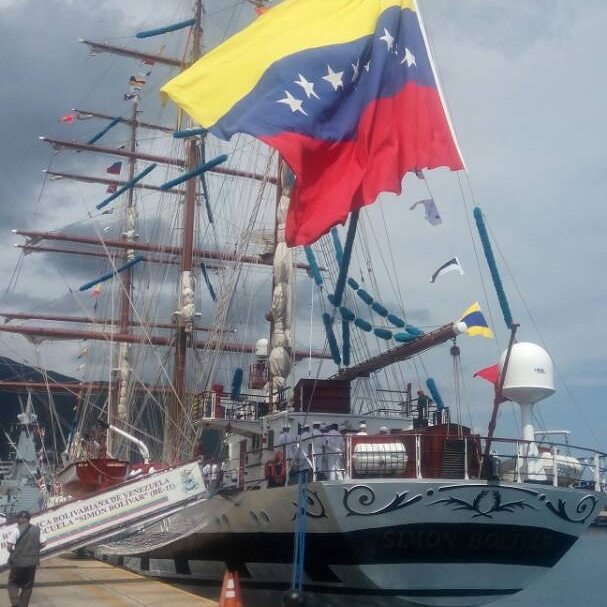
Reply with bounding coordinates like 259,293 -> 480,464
161,0 -> 415,129
460,302 -> 494,339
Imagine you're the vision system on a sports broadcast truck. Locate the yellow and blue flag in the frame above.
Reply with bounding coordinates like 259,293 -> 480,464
161,0 -> 464,246
460,302 -> 493,338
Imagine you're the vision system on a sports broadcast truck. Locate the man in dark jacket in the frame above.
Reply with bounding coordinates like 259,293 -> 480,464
6,510 -> 46,607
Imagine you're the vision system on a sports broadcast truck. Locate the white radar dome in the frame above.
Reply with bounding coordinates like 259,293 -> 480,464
499,342 -> 555,404
255,338 -> 269,358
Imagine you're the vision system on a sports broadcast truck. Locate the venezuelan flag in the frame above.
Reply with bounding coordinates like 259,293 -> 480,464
162,0 -> 464,246
460,302 -> 494,338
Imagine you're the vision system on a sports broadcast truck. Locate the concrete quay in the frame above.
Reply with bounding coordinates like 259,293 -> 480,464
0,556 -> 218,606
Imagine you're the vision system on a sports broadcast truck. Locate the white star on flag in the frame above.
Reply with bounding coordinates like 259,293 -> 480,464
364,60 -> 371,72
277,90 -> 307,115
294,73 -> 319,99
379,28 -> 395,50
401,47 -> 416,67
322,65 -> 344,91
351,60 -> 360,82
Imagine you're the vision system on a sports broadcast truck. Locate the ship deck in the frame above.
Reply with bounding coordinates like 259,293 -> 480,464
0,556 -> 218,606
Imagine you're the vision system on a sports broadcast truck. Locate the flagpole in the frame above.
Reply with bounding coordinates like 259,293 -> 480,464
480,322 -> 519,479
414,0 -> 468,173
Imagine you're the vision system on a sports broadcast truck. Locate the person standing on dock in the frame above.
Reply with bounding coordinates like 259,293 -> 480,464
6,510 -> 46,607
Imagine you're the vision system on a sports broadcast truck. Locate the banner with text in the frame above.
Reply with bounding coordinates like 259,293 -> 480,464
0,461 -> 204,569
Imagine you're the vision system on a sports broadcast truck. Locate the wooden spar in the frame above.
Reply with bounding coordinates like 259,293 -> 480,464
72,109 -> 174,133
41,137 -> 183,166
79,39 -> 182,67
39,137 -> 278,185
0,381 -> 173,394
43,170 -> 186,195
13,230 -> 315,270
16,245 -> 220,269
333,322 -> 464,382
0,325 -> 330,359
0,312 -> 219,332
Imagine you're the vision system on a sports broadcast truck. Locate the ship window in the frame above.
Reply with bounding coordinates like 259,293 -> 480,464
252,434 -> 261,451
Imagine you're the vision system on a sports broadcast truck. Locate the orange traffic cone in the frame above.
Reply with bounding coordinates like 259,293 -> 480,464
219,570 -> 243,607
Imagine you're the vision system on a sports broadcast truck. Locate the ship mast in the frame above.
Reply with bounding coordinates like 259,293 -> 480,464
165,0 -> 203,462
108,101 -> 138,456
1,0 -> 336,465
268,163 -> 294,410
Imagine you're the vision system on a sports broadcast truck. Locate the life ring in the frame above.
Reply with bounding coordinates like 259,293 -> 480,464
266,450 -> 285,486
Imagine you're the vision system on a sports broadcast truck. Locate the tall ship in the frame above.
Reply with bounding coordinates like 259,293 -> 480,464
0,1 -> 604,606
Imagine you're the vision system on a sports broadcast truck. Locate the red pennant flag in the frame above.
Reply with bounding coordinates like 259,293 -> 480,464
474,363 -> 509,403
106,161 -> 122,175
474,363 -> 499,386
59,113 -> 75,123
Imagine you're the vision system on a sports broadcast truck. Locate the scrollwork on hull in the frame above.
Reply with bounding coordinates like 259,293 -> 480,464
431,489 -> 537,519
343,485 -> 423,516
339,482 -> 600,525
291,489 -> 327,519
545,494 -> 600,524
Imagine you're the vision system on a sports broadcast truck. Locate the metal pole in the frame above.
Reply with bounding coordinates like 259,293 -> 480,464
415,435 -> 422,479
552,445 -> 558,487
481,323 -> 519,478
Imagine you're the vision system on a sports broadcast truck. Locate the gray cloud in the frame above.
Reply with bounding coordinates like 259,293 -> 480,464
0,0 -> 605,449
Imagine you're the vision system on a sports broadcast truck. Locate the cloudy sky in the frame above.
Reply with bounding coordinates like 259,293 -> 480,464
0,0 -> 605,452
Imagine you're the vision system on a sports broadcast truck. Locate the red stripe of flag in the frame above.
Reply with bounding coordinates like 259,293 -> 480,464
264,82 -> 462,246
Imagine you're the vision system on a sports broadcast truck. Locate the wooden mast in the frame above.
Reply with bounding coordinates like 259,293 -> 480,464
108,100 -> 139,456
166,0 -> 203,462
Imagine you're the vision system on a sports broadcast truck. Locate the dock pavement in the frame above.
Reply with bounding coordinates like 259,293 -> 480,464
0,556 -> 218,606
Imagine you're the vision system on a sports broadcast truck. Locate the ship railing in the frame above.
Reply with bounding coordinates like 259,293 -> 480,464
484,436 -> 607,490
363,406 -> 451,426
231,434 -> 607,492
340,434 -> 607,489
191,390 -> 288,422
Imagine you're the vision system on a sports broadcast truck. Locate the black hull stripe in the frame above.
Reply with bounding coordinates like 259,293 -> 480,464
110,571 -> 521,598
140,522 -> 577,569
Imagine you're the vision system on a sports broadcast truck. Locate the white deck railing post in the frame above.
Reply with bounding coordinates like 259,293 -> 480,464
415,435 -> 422,479
552,445 -> 558,487
515,441 -> 522,483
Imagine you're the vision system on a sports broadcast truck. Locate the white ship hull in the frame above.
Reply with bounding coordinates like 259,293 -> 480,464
96,478 -> 602,607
